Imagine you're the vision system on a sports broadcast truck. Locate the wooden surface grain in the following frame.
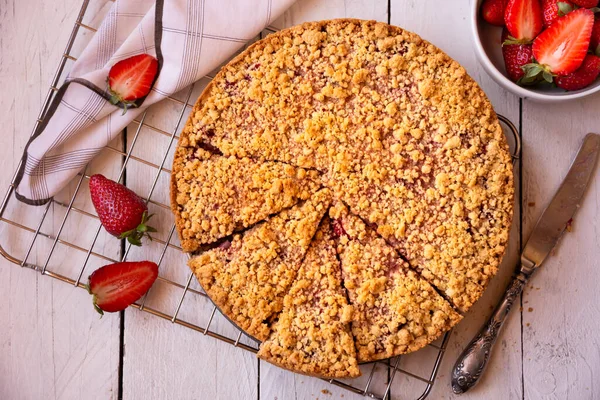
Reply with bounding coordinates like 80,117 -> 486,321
1,0 -> 598,399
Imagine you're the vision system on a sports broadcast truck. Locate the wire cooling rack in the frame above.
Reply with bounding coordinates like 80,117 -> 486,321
0,0 -> 521,398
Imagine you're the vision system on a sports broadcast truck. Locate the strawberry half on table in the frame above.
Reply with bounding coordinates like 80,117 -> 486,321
108,54 -> 158,115
87,261 -> 159,315
89,174 -> 156,246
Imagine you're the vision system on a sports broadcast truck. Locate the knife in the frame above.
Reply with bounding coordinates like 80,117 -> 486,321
451,133 -> 600,394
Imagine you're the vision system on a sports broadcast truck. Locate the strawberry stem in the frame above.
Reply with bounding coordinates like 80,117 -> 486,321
518,63 -> 555,86
557,2 -> 574,17
503,35 -> 533,46
118,211 -> 156,246
92,294 -> 104,317
107,86 -> 139,116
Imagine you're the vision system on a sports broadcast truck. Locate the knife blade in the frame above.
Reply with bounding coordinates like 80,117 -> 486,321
451,133 -> 600,394
522,133 -> 600,269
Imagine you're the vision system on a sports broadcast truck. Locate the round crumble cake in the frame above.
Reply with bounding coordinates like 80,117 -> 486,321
171,19 -> 513,378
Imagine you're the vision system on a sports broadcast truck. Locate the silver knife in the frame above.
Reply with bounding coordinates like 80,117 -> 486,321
451,133 -> 600,394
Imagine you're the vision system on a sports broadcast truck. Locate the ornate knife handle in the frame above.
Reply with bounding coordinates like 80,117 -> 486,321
451,272 -> 529,394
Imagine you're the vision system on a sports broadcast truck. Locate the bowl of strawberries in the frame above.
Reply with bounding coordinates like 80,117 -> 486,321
473,0 -> 600,101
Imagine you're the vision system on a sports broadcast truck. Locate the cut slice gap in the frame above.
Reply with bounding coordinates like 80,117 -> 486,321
171,145 -> 324,252
257,217 -> 360,379
336,205 -> 464,316
188,189 -> 332,341
329,202 -> 462,363
333,191 -> 489,314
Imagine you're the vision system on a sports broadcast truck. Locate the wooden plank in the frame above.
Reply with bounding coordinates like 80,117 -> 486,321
521,99 -> 600,400
389,1 -> 523,399
121,88 -> 259,399
0,0 -> 121,399
259,3 -> 388,400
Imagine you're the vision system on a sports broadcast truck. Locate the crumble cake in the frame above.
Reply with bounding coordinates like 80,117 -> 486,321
172,18 -> 513,378
188,189 -> 331,341
257,219 -> 360,378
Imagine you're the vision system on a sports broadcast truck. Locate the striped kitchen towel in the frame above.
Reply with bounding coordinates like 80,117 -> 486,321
15,0 -> 296,204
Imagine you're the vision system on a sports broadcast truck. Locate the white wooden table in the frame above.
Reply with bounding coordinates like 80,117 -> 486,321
1,0 -> 599,399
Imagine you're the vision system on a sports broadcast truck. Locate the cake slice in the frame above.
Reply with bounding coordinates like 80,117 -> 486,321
330,203 -> 462,363
258,219 -> 360,379
189,189 -> 332,341
171,145 -> 322,252
325,165 -> 509,313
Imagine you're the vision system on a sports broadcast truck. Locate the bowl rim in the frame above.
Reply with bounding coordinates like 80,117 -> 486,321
470,0 -> 600,102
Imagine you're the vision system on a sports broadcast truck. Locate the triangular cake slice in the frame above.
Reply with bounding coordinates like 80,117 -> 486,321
189,189 -> 332,341
171,145 -> 322,252
258,219 -> 361,379
330,203 -> 462,363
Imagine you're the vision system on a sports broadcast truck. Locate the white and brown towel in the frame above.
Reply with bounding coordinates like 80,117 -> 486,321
15,0 -> 296,205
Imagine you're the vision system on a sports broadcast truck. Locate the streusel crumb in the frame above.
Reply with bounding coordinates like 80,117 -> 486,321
188,189 -> 332,341
258,219 -> 360,379
172,18 -> 514,375
172,146 -> 321,252
330,203 -> 462,362
176,19 -> 513,312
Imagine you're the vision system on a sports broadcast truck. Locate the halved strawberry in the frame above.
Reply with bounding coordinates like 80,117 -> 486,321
521,8 -> 594,84
541,0 -> 573,28
502,29 -> 534,81
87,261 -> 158,315
591,18 -> 600,56
571,0 -> 598,7
556,54 -> 600,90
504,0 -> 544,42
482,0 -> 509,26
108,54 -> 158,115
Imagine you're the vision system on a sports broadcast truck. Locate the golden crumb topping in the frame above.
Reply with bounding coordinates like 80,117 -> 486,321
188,189 -> 331,341
330,203 -> 462,362
172,18 -> 514,376
175,19 -> 513,312
172,146 -> 321,252
258,219 -> 360,379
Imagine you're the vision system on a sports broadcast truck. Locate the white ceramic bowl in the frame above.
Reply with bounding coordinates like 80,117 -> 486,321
471,0 -> 600,102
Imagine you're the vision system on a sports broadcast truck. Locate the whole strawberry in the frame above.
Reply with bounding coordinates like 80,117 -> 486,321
502,29 -> 534,82
482,0 -> 508,26
87,261 -> 158,315
541,0 -> 573,28
556,54 -> 600,90
591,18 -> 600,56
108,54 -> 158,115
89,174 -> 156,246
571,0 -> 599,7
